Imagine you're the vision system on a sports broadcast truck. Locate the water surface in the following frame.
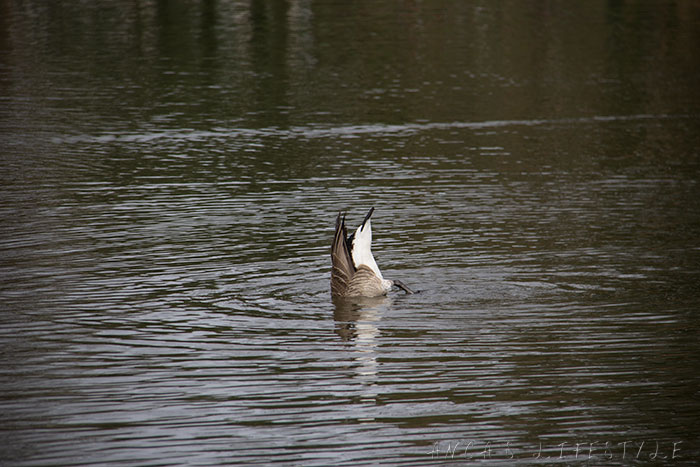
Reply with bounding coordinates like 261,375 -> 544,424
2,1 -> 700,465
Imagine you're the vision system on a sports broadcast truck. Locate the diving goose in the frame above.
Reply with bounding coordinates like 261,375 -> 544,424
331,207 -> 414,297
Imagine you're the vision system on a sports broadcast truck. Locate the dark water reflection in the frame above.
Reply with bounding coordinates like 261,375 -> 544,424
2,0 -> 700,465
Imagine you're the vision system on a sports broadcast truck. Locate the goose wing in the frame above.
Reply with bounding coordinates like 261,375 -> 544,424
331,212 -> 355,296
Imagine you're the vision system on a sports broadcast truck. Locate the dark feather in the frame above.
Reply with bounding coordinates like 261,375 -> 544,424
346,207 -> 373,254
331,212 -> 356,296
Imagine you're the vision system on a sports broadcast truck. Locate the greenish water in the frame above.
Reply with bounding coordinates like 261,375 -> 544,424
1,1 -> 699,465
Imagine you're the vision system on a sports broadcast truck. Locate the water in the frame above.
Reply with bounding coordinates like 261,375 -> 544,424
2,1 -> 700,465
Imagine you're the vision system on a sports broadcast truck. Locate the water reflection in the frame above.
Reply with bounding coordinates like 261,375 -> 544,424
333,296 -> 384,387
332,295 -> 388,341
333,295 -> 389,422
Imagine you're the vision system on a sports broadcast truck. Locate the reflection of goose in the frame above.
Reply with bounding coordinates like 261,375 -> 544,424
333,295 -> 388,341
331,207 -> 414,297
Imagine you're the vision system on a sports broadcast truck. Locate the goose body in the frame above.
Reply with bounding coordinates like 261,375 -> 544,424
331,208 -> 414,297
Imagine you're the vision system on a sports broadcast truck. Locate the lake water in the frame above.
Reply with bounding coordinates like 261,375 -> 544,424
1,1 -> 700,465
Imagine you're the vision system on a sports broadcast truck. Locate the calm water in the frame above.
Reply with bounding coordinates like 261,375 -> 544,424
2,1 -> 700,465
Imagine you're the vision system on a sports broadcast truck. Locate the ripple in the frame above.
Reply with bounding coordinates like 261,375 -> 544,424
54,113 -> 693,146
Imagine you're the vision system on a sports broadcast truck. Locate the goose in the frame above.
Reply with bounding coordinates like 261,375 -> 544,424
331,207 -> 415,297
